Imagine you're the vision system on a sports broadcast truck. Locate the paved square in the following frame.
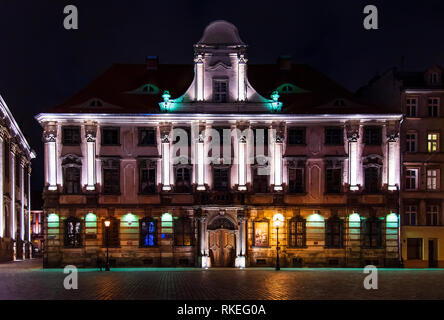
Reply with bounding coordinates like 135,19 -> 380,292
1,259 -> 444,300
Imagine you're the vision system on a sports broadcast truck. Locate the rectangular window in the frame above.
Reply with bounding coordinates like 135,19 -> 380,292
288,217 -> 306,248
426,205 -> 439,226
325,127 -> 343,145
326,168 -> 342,193
325,217 -> 344,248
288,167 -> 304,193
405,169 -> 418,190
253,220 -> 269,247
363,218 -> 382,248
406,97 -> 418,117
101,127 -> 120,145
427,169 -> 439,190
407,238 -> 422,260
175,167 -> 191,193
62,126 -> 81,145
213,79 -> 228,102
287,128 -> 306,145
364,126 -> 382,145
102,159 -> 120,194
138,128 -> 156,146
427,132 -> 439,152
253,167 -> 269,193
428,98 -> 440,117
406,132 -> 417,152
213,168 -> 230,191
140,166 -> 156,194
364,167 -> 380,193
404,205 -> 417,226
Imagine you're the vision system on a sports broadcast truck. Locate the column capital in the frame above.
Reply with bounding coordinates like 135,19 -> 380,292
42,131 -> 57,143
84,123 -> 97,141
387,132 -> 399,142
347,132 -> 359,142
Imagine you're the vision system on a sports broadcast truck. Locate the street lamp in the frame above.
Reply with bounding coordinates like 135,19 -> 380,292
104,219 -> 111,271
273,213 -> 285,271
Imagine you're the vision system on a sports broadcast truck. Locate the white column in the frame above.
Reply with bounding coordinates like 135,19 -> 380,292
161,133 -> 171,191
0,133 -> 3,238
199,214 -> 210,268
20,159 -> 24,241
273,136 -> 283,191
195,54 -> 204,101
44,131 -> 57,191
196,134 -> 205,190
10,144 -> 15,240
238,135 -> 247,191
85,129 -> 97,191
388,134 -> 399,191
235,214 -> 246,268
348,133 -> 359,191
27,168 -> 31,243
238,54 -> 247,101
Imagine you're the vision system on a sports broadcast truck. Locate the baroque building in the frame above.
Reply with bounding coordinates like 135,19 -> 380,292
0,94 -> 35,262
359,65 -> 444,267
36,21 -> 402,268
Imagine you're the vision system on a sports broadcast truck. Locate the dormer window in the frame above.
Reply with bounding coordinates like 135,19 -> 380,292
333,99 -> 346,107
140,84 -> 160,94
89,99 -> 103,107
430,72 -> 439,84
213,79 -> 228,102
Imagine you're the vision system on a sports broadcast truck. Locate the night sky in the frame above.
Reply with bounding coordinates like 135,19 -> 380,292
0,0 -> 443,196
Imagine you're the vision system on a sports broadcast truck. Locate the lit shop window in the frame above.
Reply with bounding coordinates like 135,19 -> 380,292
253,219 -> 269,247
64,217 -> 82,248
140,217 -> 157,247
161,213 -> 173,239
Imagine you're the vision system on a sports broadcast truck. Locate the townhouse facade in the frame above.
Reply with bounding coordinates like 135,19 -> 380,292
0,95 -> 35,262
359,65 -> 444,267
36,21 -> 402,268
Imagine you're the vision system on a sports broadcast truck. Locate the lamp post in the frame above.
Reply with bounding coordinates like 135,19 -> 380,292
104,219 -> 111,271
273,213 -> 285,271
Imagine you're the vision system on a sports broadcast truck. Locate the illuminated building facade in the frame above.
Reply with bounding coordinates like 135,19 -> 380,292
359,65 -> 444,267
0,95 -> 35,262
36,21 -> 402,268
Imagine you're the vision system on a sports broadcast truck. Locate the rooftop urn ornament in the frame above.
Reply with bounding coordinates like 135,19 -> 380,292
161,90 -> 171,112
270,91 -> 282,112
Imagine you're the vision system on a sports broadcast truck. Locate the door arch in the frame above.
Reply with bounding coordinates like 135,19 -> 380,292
208,216 -> 236,267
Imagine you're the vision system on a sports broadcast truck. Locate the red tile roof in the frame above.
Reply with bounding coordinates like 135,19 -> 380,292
45,63 -> 391,115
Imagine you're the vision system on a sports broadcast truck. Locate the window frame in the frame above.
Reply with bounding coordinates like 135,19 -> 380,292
404,205 -> 417,226
64,216 -> 83,248
426,168 -> 439,191
213,78 -> 229,103
288,216 -> 306,248
174,217 -> 193,246
101,127 -> 121,146
427,132 -> 440,153
287,127 -> 306,145
426,205 -> 439,226
405,168 -> 419,191
62,126 -> 81,146
405,97 -> 418,117
406,132 -> 417,153
363,126 -> 382,145
362,217 -> 383,249
325,216 -> 344,249
138,127 -> 157,146
102,218 -> 120,248
324,126 -> 343,146
139,217 -> 158,247
253,219 -> 270,247
102,158 -> 121,195
212,166 -> 230,191
427,97 -> 440,117
174,165 -> 192,193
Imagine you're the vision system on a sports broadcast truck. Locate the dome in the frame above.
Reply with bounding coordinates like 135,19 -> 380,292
197,20 -> 245,46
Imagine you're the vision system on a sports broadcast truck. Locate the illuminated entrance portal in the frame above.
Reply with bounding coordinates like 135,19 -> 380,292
208,217 -> 236,267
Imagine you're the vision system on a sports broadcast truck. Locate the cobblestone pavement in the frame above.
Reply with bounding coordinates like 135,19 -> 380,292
1,259 -> 444,300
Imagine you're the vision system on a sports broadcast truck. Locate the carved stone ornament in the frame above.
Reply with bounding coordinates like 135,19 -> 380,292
43,132 -> 56,143
347,132 -> 359,142
161,134 -> 170,144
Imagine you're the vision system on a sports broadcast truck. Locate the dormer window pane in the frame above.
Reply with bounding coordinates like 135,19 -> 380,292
213,79 -> 228,102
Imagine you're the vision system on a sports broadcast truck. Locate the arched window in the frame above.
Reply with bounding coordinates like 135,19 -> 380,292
174,217 -> 193,246
288,216 -> 306,248
64,217 -> 82,248
362,217 -> 382,248
325,216 -> 344,248
140,217 -> 157,247
62,155 -> 82,194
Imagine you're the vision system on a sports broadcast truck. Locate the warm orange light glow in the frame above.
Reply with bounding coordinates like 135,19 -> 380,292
104,220 -> 111,228
273,213 -> 284,228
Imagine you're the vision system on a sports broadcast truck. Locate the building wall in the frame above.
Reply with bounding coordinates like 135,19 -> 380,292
40,117 -> 401,268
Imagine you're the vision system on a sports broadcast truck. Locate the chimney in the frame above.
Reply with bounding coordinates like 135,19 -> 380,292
278,55 -> 292,70
146,56 -> 159,70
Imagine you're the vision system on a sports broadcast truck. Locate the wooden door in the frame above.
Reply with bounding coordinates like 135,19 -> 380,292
209,229 -> 235,267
